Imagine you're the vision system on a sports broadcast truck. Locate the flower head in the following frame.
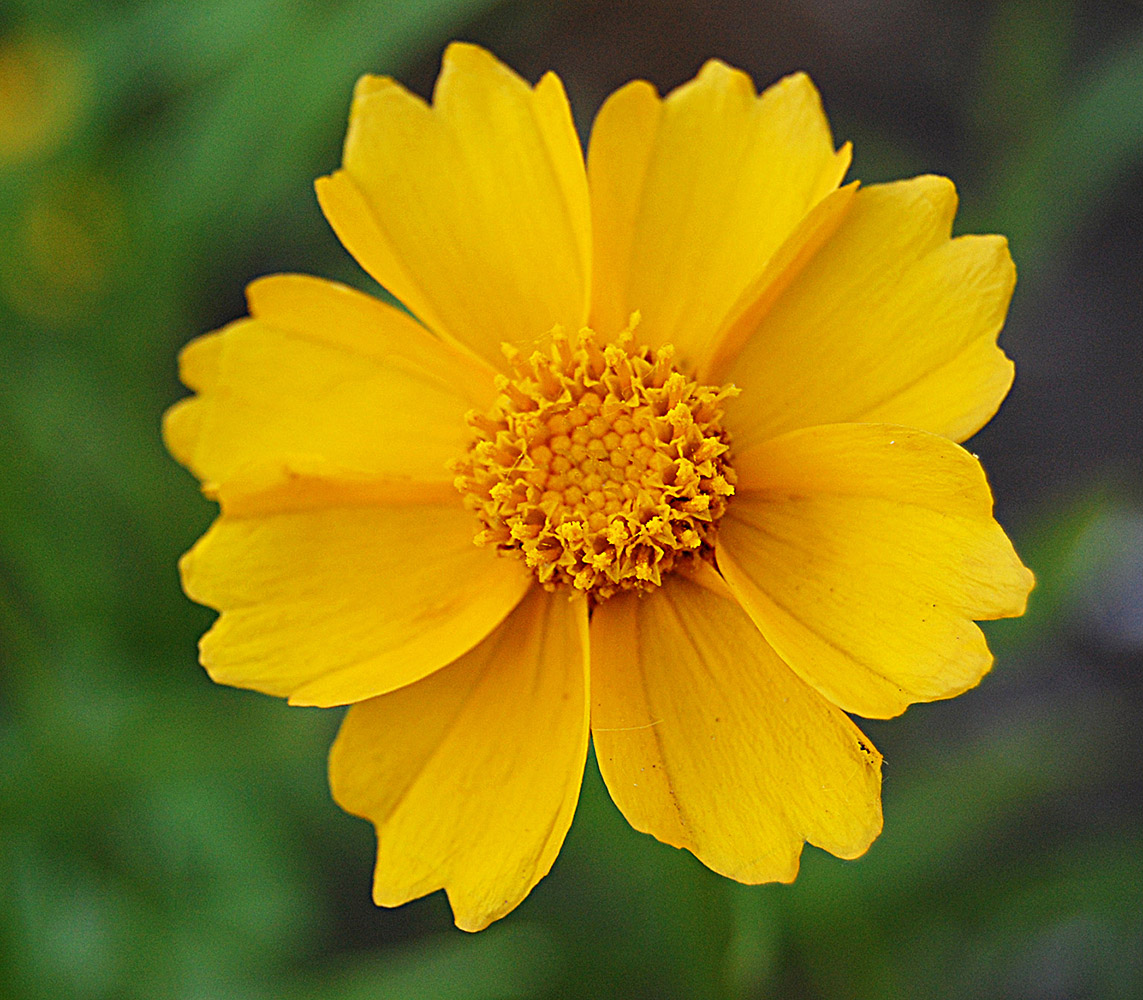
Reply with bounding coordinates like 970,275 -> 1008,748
455,322 -> 738,598
164,44 -> 1033,931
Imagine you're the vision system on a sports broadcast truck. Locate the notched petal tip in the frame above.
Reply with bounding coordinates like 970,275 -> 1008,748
767,69 -> 820,101
436,39 -> 532,100
989,548 -> 1036,620
674,56 -> 757,102
680,66 -> 829,125
719,171 -> 1019,446
589,55 -> 847,367
959,231 -> 1017,296
445,886 -> 521,934
344,76 -> 429,151
312,170 -> 346,217
243,271 -> 331,317
719,425 -> 1033,719
163,330 -> 224,476
351,72 -> 398,102
178,503 -> 535,708
175,330 -> 223,392
161,397 -> 200,469
329,587 -> 588,930
322,38 -> 590,372
605,76 -> 661,107
592,576 -> 885,885
910,173 -> 959,235
847,174 -> 958,238
441,39 -> 498,68
695,56 -> 748,79
533,66 -> 574,111
833,139 -> 853,178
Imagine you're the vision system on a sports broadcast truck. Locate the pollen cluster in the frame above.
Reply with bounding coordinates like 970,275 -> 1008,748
454,325 -> 738,601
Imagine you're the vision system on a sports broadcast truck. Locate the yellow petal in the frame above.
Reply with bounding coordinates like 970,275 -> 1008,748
697,183 -> 858,381
717,424 -> 1035,719
163,274 -> 497,497
329,586 -> 589,932
587,64 -> 849,368
211,463 -> 459,517
180,501 -> 533,707
591,569 -> 882,882
720,176 -> 1017,449
316,43 -> 591,371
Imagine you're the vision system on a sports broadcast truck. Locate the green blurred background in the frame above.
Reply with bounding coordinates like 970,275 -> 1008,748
2,1 -> 1141,997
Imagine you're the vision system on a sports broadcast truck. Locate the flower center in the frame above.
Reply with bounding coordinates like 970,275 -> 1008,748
454,323 -> 737,602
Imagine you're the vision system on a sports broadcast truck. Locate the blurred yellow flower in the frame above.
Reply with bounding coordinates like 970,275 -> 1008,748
164,44 -> 1033,931
0,35 -> 85,165
1,171 -> 124,323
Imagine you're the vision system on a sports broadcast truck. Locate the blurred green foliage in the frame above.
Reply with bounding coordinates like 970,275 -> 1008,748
1,1 -> 1141,998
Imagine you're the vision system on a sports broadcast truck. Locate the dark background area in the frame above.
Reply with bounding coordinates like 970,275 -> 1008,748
1,1 -> 1140,997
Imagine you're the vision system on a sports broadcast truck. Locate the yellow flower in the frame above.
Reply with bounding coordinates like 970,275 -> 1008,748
164,44 -> 1033,932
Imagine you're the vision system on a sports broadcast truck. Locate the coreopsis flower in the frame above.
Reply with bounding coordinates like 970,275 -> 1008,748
164,43 -> 1033,931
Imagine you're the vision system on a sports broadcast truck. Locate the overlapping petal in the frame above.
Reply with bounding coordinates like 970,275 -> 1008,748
718,176 -> 1017,448
163,274 -> 497,504
716,424 -> 1034,719
180,501 -> 533,707
591,568 -> 882,881
316,42 -> 591,371
329,586 -> 589,932
587,63 -> 849,366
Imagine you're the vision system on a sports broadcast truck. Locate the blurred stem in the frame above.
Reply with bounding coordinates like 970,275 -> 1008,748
130,0 -> 503,251
968,6 -> 1143,288
970,0 -> 1074,153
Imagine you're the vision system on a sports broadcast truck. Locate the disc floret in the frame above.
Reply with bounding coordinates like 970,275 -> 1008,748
454,322 -> 738,601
